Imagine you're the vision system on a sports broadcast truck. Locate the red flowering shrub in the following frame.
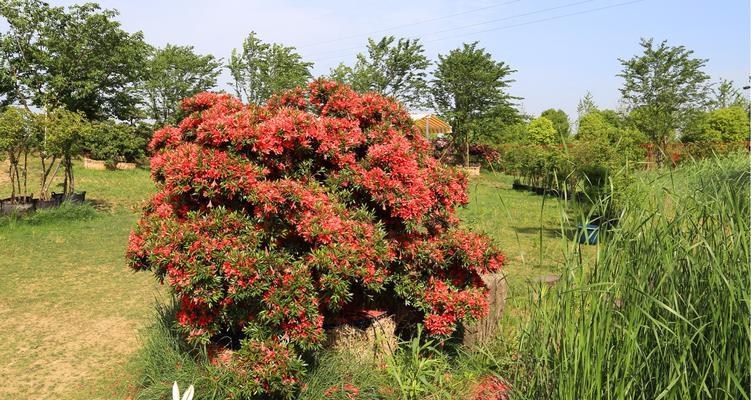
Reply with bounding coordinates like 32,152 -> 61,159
127,80 -> 505,397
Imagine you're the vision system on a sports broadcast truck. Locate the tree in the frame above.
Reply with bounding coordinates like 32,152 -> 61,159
128,83 -> 505,397
0,106 -> 36,201
228,32 -> 312,105
682,106 -> 750,143
329,36 -> 430,109
618,38 -> 711,154
43,108 -> 90,195
1,1 -> 150,121
711,79 -> 748,110
141,44 -> 222,126
577,91 -> 597,120
527,116 -> 557,145
431,42 -> 520,165
540,108 -> 570,139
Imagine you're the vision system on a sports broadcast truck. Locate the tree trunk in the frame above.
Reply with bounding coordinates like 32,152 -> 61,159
465,137 -> 470,168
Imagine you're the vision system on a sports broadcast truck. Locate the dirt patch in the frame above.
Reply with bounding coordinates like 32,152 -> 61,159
0,309 -> 146,399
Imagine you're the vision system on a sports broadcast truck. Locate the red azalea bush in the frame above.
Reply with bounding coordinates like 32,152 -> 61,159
127,80 -> 505,397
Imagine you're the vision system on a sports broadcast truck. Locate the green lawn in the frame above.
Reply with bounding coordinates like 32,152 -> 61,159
0,162 -> 588,399
0,163 -> 160,399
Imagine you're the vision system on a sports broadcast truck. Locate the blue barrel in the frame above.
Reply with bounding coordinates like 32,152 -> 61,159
577,224 -> 599,245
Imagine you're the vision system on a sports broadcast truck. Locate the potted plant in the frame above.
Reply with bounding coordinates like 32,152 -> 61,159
0,107 -> 37,214
43,107 -> 90,202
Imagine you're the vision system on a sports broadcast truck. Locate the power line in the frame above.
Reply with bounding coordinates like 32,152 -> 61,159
306,0 -> 645,65
422,0 -> 645,44
301,0 -> 601,60
296,0 -> 525,49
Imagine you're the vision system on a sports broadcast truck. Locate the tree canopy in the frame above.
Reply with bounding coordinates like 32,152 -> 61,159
526,116 -> 557,145
141,44 -> 222,126
618,38 -> 711,148
431,42 -> 520,164
540,108 -> 570,139
0,0 -> 150,121
228,32 -> 312,105
329,36 -> 430,109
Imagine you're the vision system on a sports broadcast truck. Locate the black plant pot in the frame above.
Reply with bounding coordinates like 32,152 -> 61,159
35,199 -> 59,209
55,191 -> 86,204
0,200 -> 35,215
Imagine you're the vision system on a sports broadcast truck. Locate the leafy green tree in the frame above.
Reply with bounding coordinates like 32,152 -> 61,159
228,32 -> 312,105
142,44 -> 222,126
330,36 -> 430,109
527,116 -> 557,145
711,79 -> 748,110
431,42 -> 520,165
683,106 -> 750,143
618,38 -> 711,154
577,112 -> 614,142
42,108 -> 90,195
1,1 -> 150,121
577,91 -> 597,119
540,108 -> 570,139
0,106 -> 36,200
86,120 -> 147,165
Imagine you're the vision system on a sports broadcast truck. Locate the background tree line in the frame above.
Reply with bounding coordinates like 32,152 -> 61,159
1,0 -> 748,175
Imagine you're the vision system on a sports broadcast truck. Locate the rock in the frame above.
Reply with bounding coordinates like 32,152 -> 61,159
325,313 -> 397,362
536,274 -> 562,287
463,273 -> 508,347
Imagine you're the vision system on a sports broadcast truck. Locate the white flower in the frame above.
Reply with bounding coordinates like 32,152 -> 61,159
173,381 -> 195,400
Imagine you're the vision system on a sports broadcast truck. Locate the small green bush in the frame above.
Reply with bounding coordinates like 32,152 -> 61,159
85,121 -> 148,166
0,201 -> 97,227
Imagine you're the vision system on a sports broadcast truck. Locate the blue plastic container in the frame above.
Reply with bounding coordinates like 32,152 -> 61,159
577,224 -> 599,245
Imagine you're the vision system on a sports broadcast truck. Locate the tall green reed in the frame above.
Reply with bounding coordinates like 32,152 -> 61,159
514,154 -> 750,399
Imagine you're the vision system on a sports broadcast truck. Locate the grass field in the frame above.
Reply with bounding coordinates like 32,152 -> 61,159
1,160 -> 593,399
0,163 -> 159,399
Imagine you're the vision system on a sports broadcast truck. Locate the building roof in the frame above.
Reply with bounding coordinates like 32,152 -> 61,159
411,113 -> 452,135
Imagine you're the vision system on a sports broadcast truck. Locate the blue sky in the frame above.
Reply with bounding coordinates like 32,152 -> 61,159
49,0 -> 749,117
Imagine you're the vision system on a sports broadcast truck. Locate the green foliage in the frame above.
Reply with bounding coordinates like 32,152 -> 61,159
618,38 -> 711,148
577,112 -> 613,142
682,106 -> 751,143
228,31 -> 312,105
41,107 -> 91,194
0,106 -> 36,199
703,106 -> 749,142
526,116 -> 557,145
576,91 -> 597,119
515,155 -> 750,399
0,1 -> 150,121
711,78 -> 749,110
540,109 -> 570,139
141,44 -> 222,126
330,36 -> 430,109
431,42 -> 521,164
85,120 -> 147,165
385,328 -> 451,400
0,201 -> 97,227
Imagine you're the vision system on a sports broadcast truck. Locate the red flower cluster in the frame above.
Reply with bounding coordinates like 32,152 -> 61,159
471,375 -> 511,400
323,383 -> 360,400
127,80 -> 505,397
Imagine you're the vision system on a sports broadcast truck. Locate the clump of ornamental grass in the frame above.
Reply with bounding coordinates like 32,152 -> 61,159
127,80 -> 505,398
512,154 -> 750,399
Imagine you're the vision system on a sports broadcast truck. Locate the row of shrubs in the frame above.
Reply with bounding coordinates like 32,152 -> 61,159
467,139 -> 749,222
0,106 -> 150,203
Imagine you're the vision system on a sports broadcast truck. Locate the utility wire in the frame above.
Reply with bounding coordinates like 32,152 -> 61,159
306,0 -> 645,64
301,0 -> 601,60
297,0 -> 525,49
